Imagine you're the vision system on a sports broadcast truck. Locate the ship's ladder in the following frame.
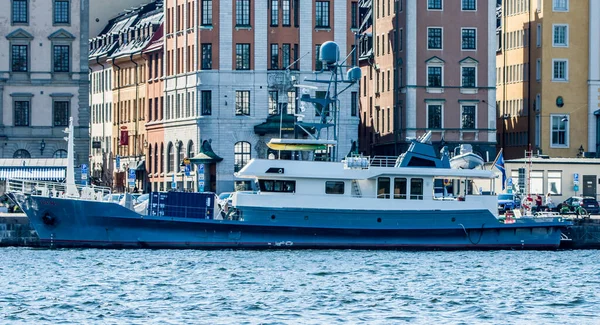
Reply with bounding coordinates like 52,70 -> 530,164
352,180 -> 362,197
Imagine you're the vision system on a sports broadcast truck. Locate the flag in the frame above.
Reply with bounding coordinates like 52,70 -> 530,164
494,151 -> 506,190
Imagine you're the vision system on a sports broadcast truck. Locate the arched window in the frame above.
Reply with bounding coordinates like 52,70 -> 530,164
160,143 -> 164,173
178,141 -> 184,169
187,140 -> 194,158
14,149 -> 31,158
147,145 -> 152,174
167,142 -> 174,173
234,141 -> 251,172
53,150 -> 68,158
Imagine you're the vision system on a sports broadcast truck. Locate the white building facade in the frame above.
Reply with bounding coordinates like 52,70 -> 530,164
0,0 -> 89,178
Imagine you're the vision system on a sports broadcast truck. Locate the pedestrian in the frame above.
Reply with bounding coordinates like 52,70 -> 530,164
535,194 -> 543,212
546,193 -> 554,209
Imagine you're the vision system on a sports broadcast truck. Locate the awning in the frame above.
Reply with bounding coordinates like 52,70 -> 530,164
130,160 -> 146,171
0,167 -> 66,181
189,140 -> 223,164
254,113 -> 316,135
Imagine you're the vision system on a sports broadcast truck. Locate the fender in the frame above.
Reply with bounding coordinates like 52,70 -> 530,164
41,211 -> 58,226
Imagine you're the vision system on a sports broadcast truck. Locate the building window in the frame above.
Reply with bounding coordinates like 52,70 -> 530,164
315,44 -> 322,71
187,141 -> 195,159
53,0 -> 70,24
462,0 -> 476,10
282,0 -> 290,26
547,171 -> 562,195
427,104 -> 442,129
351,91 -> 358,117
552,59 -> 568,81
427,28 -> 442,49
461,66 -> 476,87
550,115 -> 569,147
553,0 -> 568,11
269,91 -> 279,115
201,90 -> 212,115
271,0 -> 278,26
536,24 -> 542,47
236,44 -> 250,70
167,142 -> 174,173
14,100 -> 29,126
53,149 -> 67,158
282,44 -> 291,69
13,149 -> 30,158
235,90 -> 250,116
235,0 -> 250,26
287,90 -> 296,114
461,28 -> 476,50
178,142 -> 185,169
536,59 -> 541,81
351,2 -> 358,28
461,105 -> 475,129
234,141 -> 251,172
201,0 -> 212,26
552,24 -> 568,47
427,66 -> 442,87
270,44 -> 279,69
12,0 -> 28,24
201,43 -> 212,70
53,101 -> 69,126
53,45 -> 70,72
315,1 -> 330,28
11,45 -> 28,72
427,0 -> 442,10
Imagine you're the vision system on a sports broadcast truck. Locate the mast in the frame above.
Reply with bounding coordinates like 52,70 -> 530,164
64,117 -> 80,197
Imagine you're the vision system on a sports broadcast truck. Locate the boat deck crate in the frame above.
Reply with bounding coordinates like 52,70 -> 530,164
149,192 -> 216,219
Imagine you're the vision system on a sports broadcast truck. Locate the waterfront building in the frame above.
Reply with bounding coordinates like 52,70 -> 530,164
0,0 -> 90,180
358,0 -> 497,160
161,0 -> 359,193
89,1 -> 163,191
497,0 -> 599,159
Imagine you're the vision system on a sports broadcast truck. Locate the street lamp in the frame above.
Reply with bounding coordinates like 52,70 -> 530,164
40,139 -> 46,155
179,161 -> 186,191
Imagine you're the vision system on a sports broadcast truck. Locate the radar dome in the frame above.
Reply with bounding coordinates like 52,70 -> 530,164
319,41 -> 340,65
347,67 -> 361,82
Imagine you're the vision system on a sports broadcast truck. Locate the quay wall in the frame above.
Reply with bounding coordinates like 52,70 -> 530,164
0,214 -> 39,247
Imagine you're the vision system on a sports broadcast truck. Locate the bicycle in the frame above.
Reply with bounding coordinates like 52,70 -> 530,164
560,205 -> 589,218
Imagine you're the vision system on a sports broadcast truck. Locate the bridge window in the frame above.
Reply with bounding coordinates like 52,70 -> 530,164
259,180 -> 296,193
325,181 -> 345,194
377,177 -> 390,198
394,178 -> 407,199
410,178 -> 424,200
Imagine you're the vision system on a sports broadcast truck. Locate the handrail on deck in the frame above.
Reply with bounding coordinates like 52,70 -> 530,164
6,178 -> 112,201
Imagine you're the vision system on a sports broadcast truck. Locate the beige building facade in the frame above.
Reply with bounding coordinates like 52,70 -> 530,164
498,0 -> 598,159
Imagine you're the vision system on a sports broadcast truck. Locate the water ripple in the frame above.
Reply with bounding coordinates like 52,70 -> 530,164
0,248 -> 599,324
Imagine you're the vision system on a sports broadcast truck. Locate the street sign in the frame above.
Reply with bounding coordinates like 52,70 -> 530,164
574,185 -> 580,192
128,168 -> 136,187
81,164 -> 88,180
198,180 -> 205,192
574,173 -> 580,185
171,173 -> 176,189
184,164 -> 191,176
183,158 -> 190,165
116,155 -> 121,169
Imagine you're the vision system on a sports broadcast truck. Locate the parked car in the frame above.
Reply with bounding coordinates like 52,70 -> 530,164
559,196 -> 600,215
498,193 -> 521,214
217,192 -> 233,208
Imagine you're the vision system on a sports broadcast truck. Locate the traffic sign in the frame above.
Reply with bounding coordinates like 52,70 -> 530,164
81,164 -> 88,180
574,173 -> 580,185
183,158 -> 190,165
116,155 -> 121,169
574,185 -> 579,192
171,173 -> 176,189
184,164 -> 191,176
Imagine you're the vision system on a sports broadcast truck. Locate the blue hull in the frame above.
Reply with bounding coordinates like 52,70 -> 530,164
10,194 -> 569,250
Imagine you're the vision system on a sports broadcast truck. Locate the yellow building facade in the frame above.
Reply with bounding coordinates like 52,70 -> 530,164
498,0 -> 595,159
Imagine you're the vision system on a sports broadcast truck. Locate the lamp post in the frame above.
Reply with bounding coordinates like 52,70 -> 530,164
179,161 -> 186,191
40,139 -> 46,156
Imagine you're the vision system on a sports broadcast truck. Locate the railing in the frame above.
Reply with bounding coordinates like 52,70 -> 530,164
369,156 -> 397,167
6,178 -> 112,201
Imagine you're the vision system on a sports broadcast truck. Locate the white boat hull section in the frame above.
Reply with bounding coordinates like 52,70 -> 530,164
450,153 -> 485,169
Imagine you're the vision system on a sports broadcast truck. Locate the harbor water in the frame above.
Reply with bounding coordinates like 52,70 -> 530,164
1,249 -> 598,325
